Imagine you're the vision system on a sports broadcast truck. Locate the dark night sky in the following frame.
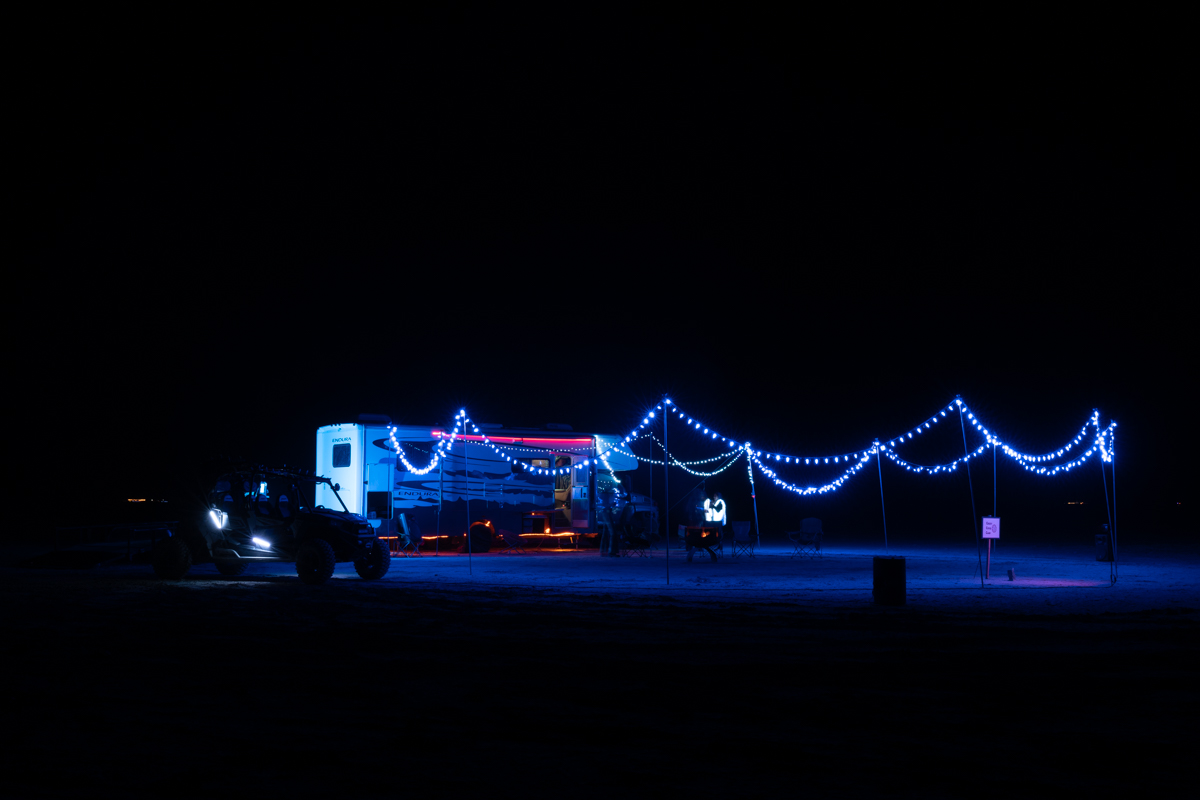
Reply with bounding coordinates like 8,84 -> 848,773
18,11 -> 1193,540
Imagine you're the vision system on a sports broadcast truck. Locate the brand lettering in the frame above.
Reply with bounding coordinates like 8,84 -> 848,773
333,438 -> 351,443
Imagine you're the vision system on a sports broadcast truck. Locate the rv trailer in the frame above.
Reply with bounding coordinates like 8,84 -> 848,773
315,419 -> 652,550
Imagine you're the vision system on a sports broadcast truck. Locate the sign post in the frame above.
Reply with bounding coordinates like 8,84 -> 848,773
981,516 -> 1000,579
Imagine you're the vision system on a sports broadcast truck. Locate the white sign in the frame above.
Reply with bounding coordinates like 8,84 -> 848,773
982,517 -> 1000,539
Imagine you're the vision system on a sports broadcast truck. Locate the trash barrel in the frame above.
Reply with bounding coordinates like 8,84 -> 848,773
873,556 -> 906,606
1095,526 -> 1113,562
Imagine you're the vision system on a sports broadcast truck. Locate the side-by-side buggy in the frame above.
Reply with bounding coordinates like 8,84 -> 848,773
153,465 -> 389,585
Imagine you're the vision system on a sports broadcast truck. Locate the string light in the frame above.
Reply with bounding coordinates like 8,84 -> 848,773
1003,422 -> 1117,475
877,442 -> 983,474
633,398 -> 1118,491
387,414 -> 466,475
397,400 -> 1117,499
953,404 -> 1117,472
611,434 -> 746,477
750,446 -> 874,495
392,410 -> 612,478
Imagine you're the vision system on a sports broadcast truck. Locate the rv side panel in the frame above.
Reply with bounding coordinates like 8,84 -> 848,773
315,423 -> 365,514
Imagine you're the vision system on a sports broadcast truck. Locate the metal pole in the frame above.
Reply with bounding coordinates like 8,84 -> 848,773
1097,412 -> 1115,584
875,440 -> 887,554
465,425 -> 472,576
437,445 -> 443,556
957,397 -> 985,588
663,398 -> 669,585
1099,455 -> 1112,561
1111,425 -> 1118,583
746,445 -> 762,551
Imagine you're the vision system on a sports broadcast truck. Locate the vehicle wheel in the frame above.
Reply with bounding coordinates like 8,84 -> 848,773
152,536 -> 192,580
295,538 -> 336,585
215,559 -> 249,578
354,537 -> 391,580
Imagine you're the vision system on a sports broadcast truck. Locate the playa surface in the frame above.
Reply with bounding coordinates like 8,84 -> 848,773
5,542 -> 1197,797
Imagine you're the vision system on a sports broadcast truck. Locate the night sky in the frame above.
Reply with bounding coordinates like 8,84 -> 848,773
21,12 -> 1193,541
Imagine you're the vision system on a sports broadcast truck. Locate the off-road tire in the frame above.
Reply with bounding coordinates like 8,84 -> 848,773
354,537 -> 391,580
295,538 -> 336,585
215,559 -> 249,578
152,536 -> 192,580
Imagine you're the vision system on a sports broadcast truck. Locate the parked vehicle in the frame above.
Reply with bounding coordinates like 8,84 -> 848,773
153,465 -> 389,585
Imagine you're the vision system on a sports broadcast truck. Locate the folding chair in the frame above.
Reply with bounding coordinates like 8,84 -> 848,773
381,534 -> 403,557
788,518 -> 823,558
731,521 -> 754,558
398,513 -> 423,557
622,532 -> 650,557
496,528 -> 527,555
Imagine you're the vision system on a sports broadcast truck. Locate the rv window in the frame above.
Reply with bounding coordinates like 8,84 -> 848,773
555,457 -> 572,490
333,443 -> 351,468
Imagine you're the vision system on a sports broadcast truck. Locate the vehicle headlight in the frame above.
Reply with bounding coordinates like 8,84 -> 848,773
208,509 -> 227,529
252,537 -> 271,549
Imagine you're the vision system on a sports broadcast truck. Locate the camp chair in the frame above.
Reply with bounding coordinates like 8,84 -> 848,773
788,518 -> 823,558
398,513 -> 423,557
496,528 -> 527,555
731,521 -> 754,558
622,531 -> 650,557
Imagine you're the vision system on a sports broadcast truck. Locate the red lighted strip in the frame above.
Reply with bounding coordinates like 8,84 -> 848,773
431,431 -> 594,446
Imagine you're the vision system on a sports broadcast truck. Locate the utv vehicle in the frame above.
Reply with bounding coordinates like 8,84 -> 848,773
152,465 -> 390,585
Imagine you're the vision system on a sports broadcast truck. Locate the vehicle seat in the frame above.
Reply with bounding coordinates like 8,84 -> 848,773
277,494 -> 291,519
256,494 -> 275,517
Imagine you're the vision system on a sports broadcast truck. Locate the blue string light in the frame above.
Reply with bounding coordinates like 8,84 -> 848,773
392,400 -> 1117,495
638,398 -> 1117,493
750,447 -> 874,495
614,433 -> 746,476
391,410 -> 604,477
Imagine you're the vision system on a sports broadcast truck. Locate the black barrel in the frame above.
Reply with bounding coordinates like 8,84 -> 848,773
873,556 -> 906,606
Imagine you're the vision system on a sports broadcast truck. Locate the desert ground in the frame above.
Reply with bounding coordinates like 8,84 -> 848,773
5,541 -> 1197,797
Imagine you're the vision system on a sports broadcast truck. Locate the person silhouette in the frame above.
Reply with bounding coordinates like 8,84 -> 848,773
690,492 -> 725,562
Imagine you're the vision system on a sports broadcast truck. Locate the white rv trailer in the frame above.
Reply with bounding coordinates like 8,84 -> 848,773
314,420 -> 639,544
